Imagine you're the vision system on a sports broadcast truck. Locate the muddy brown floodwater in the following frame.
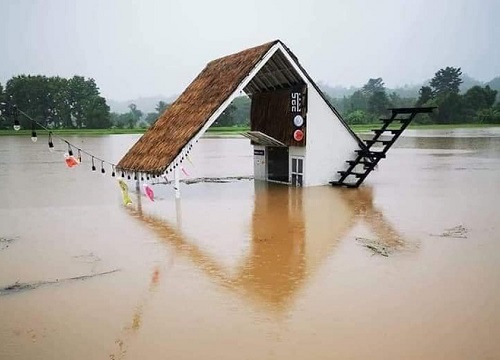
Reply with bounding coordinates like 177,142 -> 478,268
1,129 -> 500,360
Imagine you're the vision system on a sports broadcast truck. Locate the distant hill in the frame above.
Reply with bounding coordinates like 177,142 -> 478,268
107,95 -> 177,114
486,76 -> 500,91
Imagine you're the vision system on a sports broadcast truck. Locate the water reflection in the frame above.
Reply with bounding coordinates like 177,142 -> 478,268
126,181 -> 408,313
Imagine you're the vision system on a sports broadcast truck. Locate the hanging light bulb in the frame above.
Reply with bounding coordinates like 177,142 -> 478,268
127,174 -> 131,180
141,174 -> 144,181
48,132 -> 54,152
77,149 -> 82,163
67,142 -> 73,156
31,122 -> 37,142
91,157 -> 96,172
121,171 -> 125,178
13,106 -> 21,131
112,166 -> 116,177
134,173 -> 137,181
101,161 -> 106,175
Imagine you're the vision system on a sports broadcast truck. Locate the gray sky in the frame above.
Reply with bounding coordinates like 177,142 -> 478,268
1,0 -> 499,100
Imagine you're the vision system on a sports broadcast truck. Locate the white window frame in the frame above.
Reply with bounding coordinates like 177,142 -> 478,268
291,156 -> 304,187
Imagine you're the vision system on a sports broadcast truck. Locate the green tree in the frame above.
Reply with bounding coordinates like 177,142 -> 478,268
430,67 -> 463,97
362,78 -> 385,95
463,85 -> 497,112
155,101 -> 169,114
127,103 -> 143,128
416,86 -> 433,106
348,90 -> 368,112
361,78 -> 389,115
433,93 -> 464,124
145,112 -> 158,125
231,96 -> 251,126
214,104 -> 236,126
85,96 -> 111,128
5,75 -> 110,129
345,110 -> 370,124
476,108 -> 500,124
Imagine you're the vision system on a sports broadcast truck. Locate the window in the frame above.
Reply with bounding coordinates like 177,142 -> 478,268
291,157 -> 304,187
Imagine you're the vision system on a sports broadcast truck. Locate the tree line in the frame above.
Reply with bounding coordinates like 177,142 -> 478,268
0,75 -> 111,129
1,68 -> 499,130
328,67 -> 500,124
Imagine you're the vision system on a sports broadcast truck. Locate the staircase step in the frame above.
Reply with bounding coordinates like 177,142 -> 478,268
337,171 -> 366,178
365,139 -> 392,147
330,181 -> 359,188
346,160 -> 375,166
389,107 -> 435,114
380,118 -> 410,124
355,150 -> 386,158
371,129 -> 402,135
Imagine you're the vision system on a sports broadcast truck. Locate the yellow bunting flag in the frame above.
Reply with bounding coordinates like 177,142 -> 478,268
118,179 -> 132,206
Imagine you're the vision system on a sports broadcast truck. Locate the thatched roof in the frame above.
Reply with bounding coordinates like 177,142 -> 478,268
117,40 -> 278,174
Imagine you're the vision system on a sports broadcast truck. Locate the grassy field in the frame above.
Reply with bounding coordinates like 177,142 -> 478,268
1,123 -> 499,137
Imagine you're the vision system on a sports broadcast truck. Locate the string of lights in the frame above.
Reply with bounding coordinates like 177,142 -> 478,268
0,99 -> 194,182
0,101 -> 120,176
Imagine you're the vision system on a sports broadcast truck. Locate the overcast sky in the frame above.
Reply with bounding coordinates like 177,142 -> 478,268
1,0 -> 499,100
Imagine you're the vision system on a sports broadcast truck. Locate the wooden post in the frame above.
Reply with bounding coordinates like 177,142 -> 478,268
174,167 -> 181,199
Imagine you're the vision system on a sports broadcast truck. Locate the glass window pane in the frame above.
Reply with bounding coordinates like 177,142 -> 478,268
298,159 -> 303,173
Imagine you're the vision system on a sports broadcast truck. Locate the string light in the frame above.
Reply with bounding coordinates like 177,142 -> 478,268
48,132 -> 54,152
3,101 -> 195,180
31,122 -> 37,143
67,142 -> 73,156
13,105 -> 21,131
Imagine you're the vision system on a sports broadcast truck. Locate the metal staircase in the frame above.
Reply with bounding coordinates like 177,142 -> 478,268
330,107 -> 435,188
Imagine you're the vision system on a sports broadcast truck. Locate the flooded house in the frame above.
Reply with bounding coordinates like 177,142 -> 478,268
117,40 -> 432,190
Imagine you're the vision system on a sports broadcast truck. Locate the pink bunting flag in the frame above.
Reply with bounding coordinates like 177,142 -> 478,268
64,153 -> 80,168
143,184 -> 154,201
181,166 -> 189,177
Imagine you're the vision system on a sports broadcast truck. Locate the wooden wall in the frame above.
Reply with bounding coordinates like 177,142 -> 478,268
250,86 -> 307,147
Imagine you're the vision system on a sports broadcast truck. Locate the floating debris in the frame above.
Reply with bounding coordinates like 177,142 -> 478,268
0,237 -> 17,251
0,269 -> 120,296
73,252 -> 101,263
356,237 -> 391,257
156,176 -> 253,185
436,225 -> 468,239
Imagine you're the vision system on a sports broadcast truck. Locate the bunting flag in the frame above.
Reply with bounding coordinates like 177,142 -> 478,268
186,155 -> 194,166
64,153 -> 80,168
181,166 -> 189,177
143,183 -> 154,202
118,179 -> 132,206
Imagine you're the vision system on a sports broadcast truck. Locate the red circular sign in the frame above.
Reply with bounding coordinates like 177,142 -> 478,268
293,129 -> 304,142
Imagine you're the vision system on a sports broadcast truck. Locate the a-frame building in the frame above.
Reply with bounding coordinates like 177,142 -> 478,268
117,40 -> 432,189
